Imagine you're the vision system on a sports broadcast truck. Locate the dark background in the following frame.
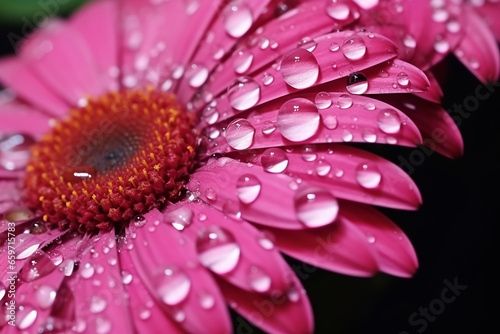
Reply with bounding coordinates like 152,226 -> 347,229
1,2 -> 499,333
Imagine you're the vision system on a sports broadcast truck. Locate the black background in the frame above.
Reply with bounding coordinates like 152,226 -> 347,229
1,9 -> 499,334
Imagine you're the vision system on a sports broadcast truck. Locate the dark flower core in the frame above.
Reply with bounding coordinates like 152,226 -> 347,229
23,89 -> 198,231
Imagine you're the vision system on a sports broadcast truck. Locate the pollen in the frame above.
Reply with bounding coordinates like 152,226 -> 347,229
23,89 -> 199,231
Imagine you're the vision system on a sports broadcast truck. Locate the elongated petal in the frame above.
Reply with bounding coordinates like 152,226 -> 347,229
454,10 -> 500,83
0,101 -> 52,136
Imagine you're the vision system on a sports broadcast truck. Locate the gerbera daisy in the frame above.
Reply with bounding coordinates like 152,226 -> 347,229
0,0 -> 498,333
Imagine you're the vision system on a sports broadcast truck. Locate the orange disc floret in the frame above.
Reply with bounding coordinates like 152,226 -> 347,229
23,89 -> 199,231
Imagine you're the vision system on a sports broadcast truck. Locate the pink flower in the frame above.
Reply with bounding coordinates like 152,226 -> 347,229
0,0 -> 498,333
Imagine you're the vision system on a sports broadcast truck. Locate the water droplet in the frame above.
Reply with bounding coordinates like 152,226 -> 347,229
280,48 -> 319,89
329,42 -> 340,52
257,232 -> 275,250
323,115 -> 338,129
90,295 -> 107,313
94,316 -> 112,334
0,133 -> 35,171
226,119 -> 255,150
342,130 -> 353,142
234,50 -> 254,74
199,292 -> 215,309
236,174 -> 262,204
205,187 -> 217,201
362,129 -> 377,143
336,94 -> 353,109
287,286 -> 301,302
434,38 -> 450,54
355,163 -> 382,189
346,72 -> 369,94
20,251 -> 57,282
432,8 -> 449,22
403,33 -> 417,49
0,282 -> 5,300
153,265 -> 191,305
59,259 -> 75,276
4,206 -> 34,222
261,122 -> 277,135
446,19 -> 461,33
301,146 -> 317,162
16,237 -> 40,260
17,305 -> 37,329
315,92 -> 332,109
364,102 -> 376,110
133,215 -> 146,228
261,72 -> 274,86
81,262 -> 95,279
377,109 -> 402,134
367,234 -> 376,243
315,160 -> 332,176
223,0 -> 253,38
165,206 -> 194,231
277,98 -> 320,142
261,148 -> 288,173
248,266 -> 272,292
227,77 -> 261,111
186,64 -> 209,88
326,1 -> 351,20
353,0 -> 379,9
396,72 -> 410,87
342,35 -> 367,60
122,271 -> 133,285
174,310 -> 186,322
294,187 -> 339,227
222,200 -> 242,220
196,226 -> 241,274
297,37 -> 317,52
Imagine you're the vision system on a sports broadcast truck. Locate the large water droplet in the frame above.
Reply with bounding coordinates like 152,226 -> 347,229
236,174 -> 262,204
17,305 -> 37,329
346,72 -> 368,94
227,77 -> 261,111
326,0 -> 351,20
0,133 -> 35,171
196,226 -> 241,274
261,148 -> 288,173
165,206 -> 194,231
280,48 -> 319,89
294,187 -> 339,227
223,0 -> 253,38
377,109 -> 401,134
234,50 -> 254,74
277,98 -> 320,142
248,266 -> 272,292
153,265 -> 191,305
396,72 -> 410,87
186,64 -> 209,88
225,119 -> 255,150
355,163 -> 382,189
20,251 -> 57,282
342,35 -> 367,60
4,206 -> 34,222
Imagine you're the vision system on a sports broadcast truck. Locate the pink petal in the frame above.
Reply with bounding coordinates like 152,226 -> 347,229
179,201 -> 296,294
217,273 -> 314,334
0,180 -> 21,204
70,0 -> 119,91
378,95 -> 464,158
122,209 -> 232,334
262,213 -> 378,277
454,9 -> 500,83
198,31 -> 399,117
0,101 -> 52,136
473,1 -> 500,42
64,231 -> 134,334
202,91 -> 422,156
177,0 -> 353,103
0,58 -> 68,116
414,70 -> 443,103
19,20 -> 105,106
339,201 -> 418,277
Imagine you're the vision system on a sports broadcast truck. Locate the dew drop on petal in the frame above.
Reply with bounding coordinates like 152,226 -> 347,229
90,295 -> 107,313
80,262 -> 95,279
196,226 -> 241,274
0,282 -> 5,300
0,133 -> 35,171
94,316 -> 112,334
17,305 -> 37,329
261,148 -> 288,173
248,266 -> 272,292
315,159 -> 332,176
342,35 -> 367,60
20,251 -> 57,282
353,0 -> 379,9
323,115 -> 338,129
434,39 -> 450,54
122,271 -> 133,285
261,73 -> 274,86
326,1 -> 351,20
362,129 -> 377,143
165,206 -> 194,231
236,174 -> 261,204
297,37 -> 317,52
153,265 -> 191,305
234,50 -> 254,74
199,291 -> 215,309
301,146 -> 317,162
4,206 -> 34,222
336,94 -> 353,109
222,200 -> 242,220
277,98 -> 320,142
346,72 -> 368,94
396,72 -> 410,87
261,122 -> 277,135
315,92 -> 332,109
227,77 -> 261,111
329,42 -> 340,52
355,163 -> 382,189
205,187 -> 217,201
295,187 -> 339,227
403,33 -> 417,49
257,232 -> 275,250
133,215 -> 146,228
223,0 -> 253,38
280,48 -> 319,89
226,119 -> 255,150
377,109 -> 401,134
35,285 -> 57,309
186,64 -> 209,88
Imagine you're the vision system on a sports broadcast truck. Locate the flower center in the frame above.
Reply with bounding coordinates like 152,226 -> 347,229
23,89 -> 198,231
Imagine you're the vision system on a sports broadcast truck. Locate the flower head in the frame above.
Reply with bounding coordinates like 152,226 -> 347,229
0,0 -> 498,333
